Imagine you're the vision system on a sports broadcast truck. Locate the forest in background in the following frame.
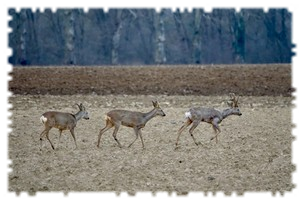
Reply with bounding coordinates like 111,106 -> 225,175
8,8 -> 292,66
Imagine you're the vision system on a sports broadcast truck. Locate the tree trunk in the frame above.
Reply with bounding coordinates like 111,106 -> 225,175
65,0 -> 76,65
193,0 -> 202,64
136,0 -> 153,64
172,0 -> 192,64
287,0 -> 300,62
75,0 -> 90,65
153,0 -> 168,64
28,1 -> 41,64
111,24 -> 123,65
297,1 -> 300,63
15,0 -> 28,65
232,0 -> 245,63
279,0 -> 293,62
111,10 -> 124,65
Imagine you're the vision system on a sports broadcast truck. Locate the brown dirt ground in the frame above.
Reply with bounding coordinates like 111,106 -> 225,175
9,64 -> 292,96
8,65 -> 295,195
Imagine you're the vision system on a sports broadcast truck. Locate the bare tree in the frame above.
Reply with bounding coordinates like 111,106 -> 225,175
111,10 -> 124,65
64,0 -> 76,65
111,1 -> 137,65
278,0 -> 293,62
14,0 -> 28,65
74,0 -> 91,64
91,0 -> 116,64
229,0 -> 246,63
296,1 -> 300,63
27,0 -> 41,64
288,0 -> 300,62
153,0 -> 168,64
0,0 -> 300,65
172,0 -> 192,63
193,0 -> 202,63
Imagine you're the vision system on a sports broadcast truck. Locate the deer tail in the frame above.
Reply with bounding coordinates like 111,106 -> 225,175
185,111 -> 192,120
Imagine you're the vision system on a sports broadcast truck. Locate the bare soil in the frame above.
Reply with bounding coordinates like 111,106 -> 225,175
9,64 -> 292,96
8,65 -> 294,195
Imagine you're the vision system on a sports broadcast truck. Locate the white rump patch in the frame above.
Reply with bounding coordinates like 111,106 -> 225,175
185,111 -> 192,119
105,115 -> 111,121
40,116 -> 47,124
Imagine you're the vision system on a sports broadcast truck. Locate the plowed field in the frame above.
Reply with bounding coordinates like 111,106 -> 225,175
8,64 -> 294,195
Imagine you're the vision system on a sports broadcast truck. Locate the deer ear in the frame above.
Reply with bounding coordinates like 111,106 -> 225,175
152,101 -> 158,108
227,100 -> 234,108
76,103 -> 83,110
228,93 -> 239,108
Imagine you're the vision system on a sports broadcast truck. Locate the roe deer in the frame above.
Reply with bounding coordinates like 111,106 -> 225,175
97,101 -> 166,148
40,103 -> 89,150
175,93 -> 242,147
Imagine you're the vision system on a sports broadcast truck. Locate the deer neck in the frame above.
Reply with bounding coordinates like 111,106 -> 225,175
221,108 -> 234,120
142,108 -> 157,124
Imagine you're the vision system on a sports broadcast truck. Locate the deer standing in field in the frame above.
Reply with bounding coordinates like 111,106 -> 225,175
97,101 -> 166,148
175,93 -> 242,147
40,103 -> 89,150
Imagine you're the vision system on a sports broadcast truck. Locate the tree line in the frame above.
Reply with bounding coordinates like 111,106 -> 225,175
0,0 -> 300,65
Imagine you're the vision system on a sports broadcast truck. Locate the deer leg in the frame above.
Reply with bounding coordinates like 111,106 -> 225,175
45,131 -> 55,150
211,120 -> 221,143
40,129 -> 47,150
57,129 -> 63,148
112,124 -> 122,148
40,127 -> 52,150
175,119 -> 192,147
97,120 -> 113,148
189,120 -> 201,146
128,128 -> 139,148
138,129 -> 145,149
70,128 -> 77,149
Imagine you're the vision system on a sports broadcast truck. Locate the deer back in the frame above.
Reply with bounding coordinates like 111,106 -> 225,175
106,101 -> 166,128
42,111 -> 77,130
107,110 -> 145,127
187,107 -> 222,122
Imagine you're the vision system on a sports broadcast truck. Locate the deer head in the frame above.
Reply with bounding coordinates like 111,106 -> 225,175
76,103 -> 90,120
152,101 -> 166,117
226,93 -> 242,116
227,93 -> 240,108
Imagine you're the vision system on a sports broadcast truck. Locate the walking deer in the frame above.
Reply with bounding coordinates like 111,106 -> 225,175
175,93 -> 242,147
40,103 -> 89,150
97,101 -> 166,148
